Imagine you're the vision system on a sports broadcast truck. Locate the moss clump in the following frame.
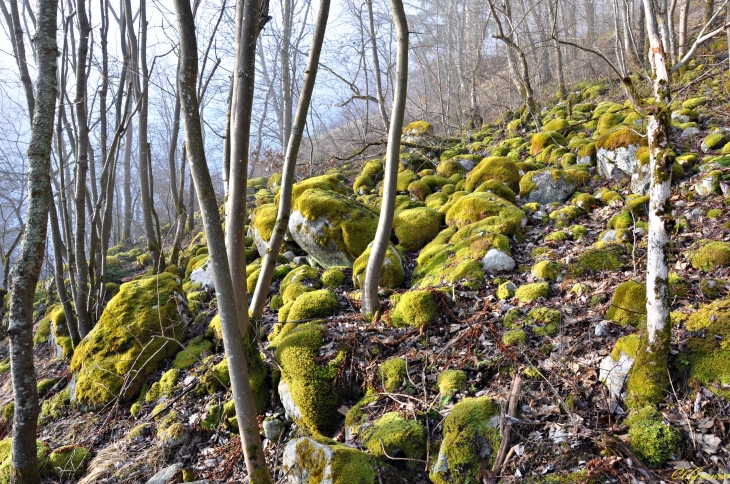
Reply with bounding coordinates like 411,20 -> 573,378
39,388 -> 70,423
48,445 -> 92,479
526,307 -> 561,336
274,324 -> 344,435
200,405 -> 222,431
496,281 -> 516,300
321,267 -> 345,288
474,179 -> 516,203
146,368 -> 180,402
707,208 -> 722,218
404,120 -> 433,135
502,329 -> 526,346
595,127 -> 647,151
530,260 -> 563,281
37,378 -> 58,398
464,157 -> 521,192
407,180 -> 431,201
596,112 -> 624,135
70,273 -> 187,410
544,230 -> 568,242
607,280 -> 647,327
429,397 -> 501,484
445,192 -> 525,233
172,336 -> 213,369
530,131 -> 567,156
569,243 -> 625,276
436,158 -> 467,178
702,133 -> 728,151
352,245 -> 404,290
289,437 -> 376,484
514,282 -> 549,303
361,412 -> 426,463
0,439 -> 50,483
380,358 -> 407,393
437,369 -> 467,397
393,207 -> 443,251
688,240 -> 730,272
280,264 -> 321,302
391,290 -> 439,328
684,299 -> 730,397
250,203 -> 278,243
626,407 -> 679,468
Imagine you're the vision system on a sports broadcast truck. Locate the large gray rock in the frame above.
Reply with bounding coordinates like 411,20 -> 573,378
282,437 -> 375,484
597,144 -> 649,194
520,169 -> 577,204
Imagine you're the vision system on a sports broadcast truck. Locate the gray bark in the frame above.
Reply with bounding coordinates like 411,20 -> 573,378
366,0 -> 389,129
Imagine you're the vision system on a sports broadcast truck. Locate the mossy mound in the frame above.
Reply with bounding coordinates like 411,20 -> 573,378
445,192 -> 525,232
274,323 -> 344,435
530,260 -> 563,281
283,174 -> 348,206
280,264 -> 321,304
685,299 -> 730,397
701,132 -> 728,152
568,243 -> 626,276
283,437 -> 376,484
250,202 -> 278,247
48,445 -> 92,479
437,369 -> 467,397
352,244 -> 404,290
321,267 -> 345,288
515,282 -> 549,303
70,273 -> 188,411
530,131 -> 567,156
289,189 -> 379,268
380,358 -> 407,393
474,179 -> 516,203
464,157 -> 521,192
286,289 -> 339,322
607,280 -> 647,327
626,407 -> 680,468
0,439 -> 50,482
595,127 -> 647,151
688,240 -> 730,272
429,397 -> 501,484
391,290 -> 439,328
361,412 -> 426,463
526,307 -> 561,336
393,207 -> 443,251
172,335 -> 213,369
404,120 -> 434,136
503,329 -> 527,346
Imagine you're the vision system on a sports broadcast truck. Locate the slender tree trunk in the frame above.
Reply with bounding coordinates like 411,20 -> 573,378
7,0 -> 57,480
366,0 -> 389,130
626,0 -> 673,410
705,0 -> 715,24
172,0 -> 271,479
3,0 -> 34,116
122,98 -> 133,244
250,0 -> 330,322
169,145 -> 187,267
280,0 -> 293,147
361,0 -> 408,318
49,190 -> 79,345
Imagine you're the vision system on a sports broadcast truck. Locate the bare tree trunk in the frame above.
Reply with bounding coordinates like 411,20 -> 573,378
250,0 -> 330,322
361,0 -> 408,318
705,0 -> 715,24
677,0 -> 690,58
626,0 -> 673,411
280,0 -> 293,147
7,0 -> 57,479
366,0 -> 389,130
49,189 -> 79,345
550,0 -> 567,97
172,0 -> 271,479
584,0 -> 595,45
169,145 -> 187,267
1,0 -> 34,116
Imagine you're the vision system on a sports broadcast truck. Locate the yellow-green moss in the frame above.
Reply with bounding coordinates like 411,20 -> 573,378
321,267 -> 345,288
464,156 -> 521,192
429,397 -> 501,484
544,230 -> 568,242
496,281 -> 516,300
607,280 -> 647,328
39,388 -> 70,423
595,127 -> 647,151
437,369 -> 467,397
404,120 -> 433,135
685,299 -> 730,396
70,273 -> 187,410
172,336 -> 213,369
688,240 -> 730,272
526,307 -> 561,336
280,265 -> 320,302
380,358 -> 407,393
0,438 -> 50,483
292,437 -> 376,484
569,243 -> 625,276
285,289 -> 339,322
626,407 -> 679,468
48,445 -> 91,479
391,290 -> 439,328
514,282 -> 549,303
502,329 -> 526,346
702,133 -> 728,151
530,260 -> 563,281
393,207 -> 443,251
530,131 -> 567,156
250,203 -> 278,242
352,245 -> 404,290
361,412 -> 426,462
445,192 -> 525,233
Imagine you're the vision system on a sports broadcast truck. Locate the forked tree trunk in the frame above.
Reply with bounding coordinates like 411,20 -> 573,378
625,0 -> 674,410
361,0 -> 408,318
7,0 -> 57,480
249,0 -> 330,323
172,0 -> 271,479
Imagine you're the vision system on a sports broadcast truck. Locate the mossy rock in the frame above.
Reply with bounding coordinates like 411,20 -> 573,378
514,282 -> 549,303
282,437 -> 376,484
437,369 -> 467,397
361,412 -> 426,463
352,244 -> 404,290
685,299 -> 730,397
280,264 -> 321,304
39,388 -> 70,424
626,407 -> 680,468
249,203 -> 279,254
0,439 -> 51,482
403,120 -> 433,136
280,174 -> 348,207
285,289 -> 339,322
274,323 -> 344,435
596,112 -> 624,135
172,335 -> 213,369
688,240 -> 730,272
445,192 -> 525,232
289,189 -> 378,268
569,243 -> 626,276
530,131 -> 567,156
321,267 -> 345,288
407,180 -> 431,201
607,280 -> 647,328
69,273 -> 188,411
519,169 -> 577,205
429,397 -> 501,484
380,358 -> 407,393
701,133 -> 729,152
464,157 -> 521,192
393,207 -> 443,251
391,290 -> 438,328
530,260 -> 563,281
595,127 -> 647,151
526,307 -> 561,336
473,179 -> 516,203
48,445 -> 92,479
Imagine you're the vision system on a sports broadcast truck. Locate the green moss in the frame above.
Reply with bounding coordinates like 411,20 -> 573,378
596,188 -> 622,205
321,267 -> 345,288
250,203 -> 278,242
496,281 -> 516,300
0,438 -> 50,483
569,225 -> 588,240
627,407 -> 679,467
702,133 -> 728,151
569,243 -> 625,276
502,329 -> 526,346
544,230 -> 568,242
522,202 -> 541,213
595,127 -> 647,151
530,131 -> 567,156
474,179 -> 516,203
393,207 -> 443,251
429,397 -> 501,484
185,254 -> 208,278
39,388 -> 70,423
407,180 -> 431,201
274,324 -> 343,435
391,290 -> 439,328
293,437 -> 376,484
445,192 -> 525,233
437,369 -> 467,397
514,282 -> 549,303
436,158 -> 467,177
146,368 -> 180,402
0,404 -> 12,426
361,412 -> 426,463
397,170 -> 416,192
526,307 -> 561,336
48,445 -> 91,479
464,157 -> 521,192
707,208 -> 722,219
404,120 -> 433,135
530,260 -> 563,281
380,358 -> 407,393
70,273 -> 187,410
34,311 -> 53,345
284,289 -> 338,323
607,280 -> 647,328
684,299 -> 730,396
596,112 -> 624,135
352,245 -> 404,290
37,378 -> 58,398
172,336 -> 213,369
688,240 -> 730,271
549,205 -> 585,227
201,405 -> 222,431
280,265 -> 321,302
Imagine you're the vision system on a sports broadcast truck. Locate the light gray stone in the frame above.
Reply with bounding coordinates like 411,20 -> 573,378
189,257 -> 214,291
520,170 -> 577,205
481,249 -> 516,273
263,417 -> 286,442
680,127 -> 700,139
597,144 -> 649,195
145,464 -> 182,484
599,352 -> 635,399
278,379 -> 302,422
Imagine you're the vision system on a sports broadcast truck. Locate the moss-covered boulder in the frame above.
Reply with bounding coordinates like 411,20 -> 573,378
48,445 -> 92,479
352,244 -> 404,289
568,243 -> 626,276
437,369 -> 467,398
393,207 -> 443,251
380,358 -> 407,393
519,169 -> 577,205
701,132 -> 729,152
0,439 -> 50,482
391,290 -> 439,328
607,280 -> 647,327
429,397 -> 501,484
70,273 -> 188,411
464,157 -> 521,192
530,131 -> 567,156
288,189 -> 378,268
445,192 -> 525,231
685,299 -> 730,397
515,282 -> 549,303
688,240 -> 730,272
627,407 -> 680,468
282,437 -> 376,484
361,412 -> 426,463
596,127 -> 649,194
249,203 -> 278,257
